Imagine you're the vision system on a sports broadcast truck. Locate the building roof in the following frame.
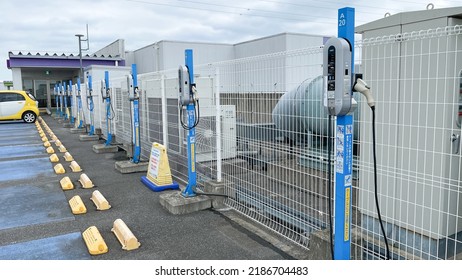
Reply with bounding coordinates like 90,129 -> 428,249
356,6 -> 462,33
8,51 -> 122,59
7,51 -> 124,69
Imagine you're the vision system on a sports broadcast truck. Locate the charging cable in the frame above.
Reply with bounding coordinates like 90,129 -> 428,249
354,78 -> 391,260
180,85 -> 200,130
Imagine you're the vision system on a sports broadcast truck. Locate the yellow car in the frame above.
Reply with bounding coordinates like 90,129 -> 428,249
0,90 -> 39,123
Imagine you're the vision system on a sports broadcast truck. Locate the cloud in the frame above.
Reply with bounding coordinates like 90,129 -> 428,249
0,0 -> 457,80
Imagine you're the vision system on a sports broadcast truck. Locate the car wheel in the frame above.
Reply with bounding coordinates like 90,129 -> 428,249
22,111 -> 37,123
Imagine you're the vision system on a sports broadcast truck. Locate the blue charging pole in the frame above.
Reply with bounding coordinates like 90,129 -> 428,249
182,49 -> 197,198
55,84 -> 59,117
63,81 -> 68,120
88,75 -> 95,136
77,79 -> 84,129
334,7 -> 355,260
131,64 -> 141,164
59,83 -> 64,117
69,80 -> 74,124
104,71 -> 113,146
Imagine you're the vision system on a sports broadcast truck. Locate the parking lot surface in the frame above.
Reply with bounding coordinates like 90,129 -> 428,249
0,116 -> 295,260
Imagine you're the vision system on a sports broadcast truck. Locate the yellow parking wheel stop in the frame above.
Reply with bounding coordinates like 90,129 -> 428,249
58,145 -> 67,153
70,161 -> 82,172
60,176 -> 74,190
63,152 -> 74,161
111,219 -> 140,251
90,190 -> 111,210
54,163 -> 65,174
82,226 -> 108,255
69,195 -> 87,215
49,154 -> 59,163
79,173 -> 94,189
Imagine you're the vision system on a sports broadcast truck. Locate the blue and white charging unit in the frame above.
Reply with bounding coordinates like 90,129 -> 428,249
130,64 -> 141,164
69,80 -> 74,125
102,71 -> 113,146
54,84 -> 59,117
87,75 -> 95,136
63,81 -> 68,121
59,82 -> 64,118
178,49 -> 199,198
323,7 -> 355,260
77,79 -> 84,129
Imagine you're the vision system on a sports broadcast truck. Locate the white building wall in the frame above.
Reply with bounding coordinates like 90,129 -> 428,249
11,68 -> 22,90
93,39 -> 125,59
127,41 -> 234,75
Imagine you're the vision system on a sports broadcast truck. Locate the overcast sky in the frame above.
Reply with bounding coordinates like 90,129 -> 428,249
0,0 -> 459,81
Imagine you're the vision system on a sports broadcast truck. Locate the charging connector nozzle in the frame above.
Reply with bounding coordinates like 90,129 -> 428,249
353,78 -> 375,108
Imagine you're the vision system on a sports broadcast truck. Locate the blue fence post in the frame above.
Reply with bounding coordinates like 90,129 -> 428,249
182,49 -> 197,198
131,64 -> 141,163
334,6 -> 355,260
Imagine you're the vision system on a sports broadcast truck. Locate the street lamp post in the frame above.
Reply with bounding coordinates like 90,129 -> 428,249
75,34 -> 84,83
75,25 -> 89,84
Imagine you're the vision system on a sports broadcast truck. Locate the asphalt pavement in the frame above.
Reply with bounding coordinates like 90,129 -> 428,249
0,115 -> 300,260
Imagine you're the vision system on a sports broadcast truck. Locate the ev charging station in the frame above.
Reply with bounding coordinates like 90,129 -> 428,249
103,71 -> 113,146
59,82 -> 64,118
76,79 -> 85,129
324,7 -> 387,260
63,81 -> 68,121
68,80 -> 74,125
92,70 -> 119,154
71,78 -> 88,134
178,49 -> 200,198
62,80 -> 74,128
54,84 -> 59,118
87,75 -> 95,136
130,64 -> 141,164
323,7 -> 356,260
79,74 -> 100,141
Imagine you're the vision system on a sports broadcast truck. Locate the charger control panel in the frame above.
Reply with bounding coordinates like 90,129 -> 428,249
323,37 -> 352,116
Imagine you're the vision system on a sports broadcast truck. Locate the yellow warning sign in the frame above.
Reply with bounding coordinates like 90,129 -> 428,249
146,142 -> 173,186
344,187 -> 351,242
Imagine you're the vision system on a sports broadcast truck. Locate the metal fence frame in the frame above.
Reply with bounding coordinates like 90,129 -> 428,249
71,25 -> 462,260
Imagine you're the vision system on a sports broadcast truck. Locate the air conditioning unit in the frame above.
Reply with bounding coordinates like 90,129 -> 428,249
186,105 -> 237,163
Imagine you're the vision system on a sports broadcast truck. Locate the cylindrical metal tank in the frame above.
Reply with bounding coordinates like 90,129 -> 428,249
272,75 -> 360,142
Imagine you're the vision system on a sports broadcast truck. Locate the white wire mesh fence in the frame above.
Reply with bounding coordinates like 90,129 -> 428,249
70,25 -> 462,260
355,26 -> 462,260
